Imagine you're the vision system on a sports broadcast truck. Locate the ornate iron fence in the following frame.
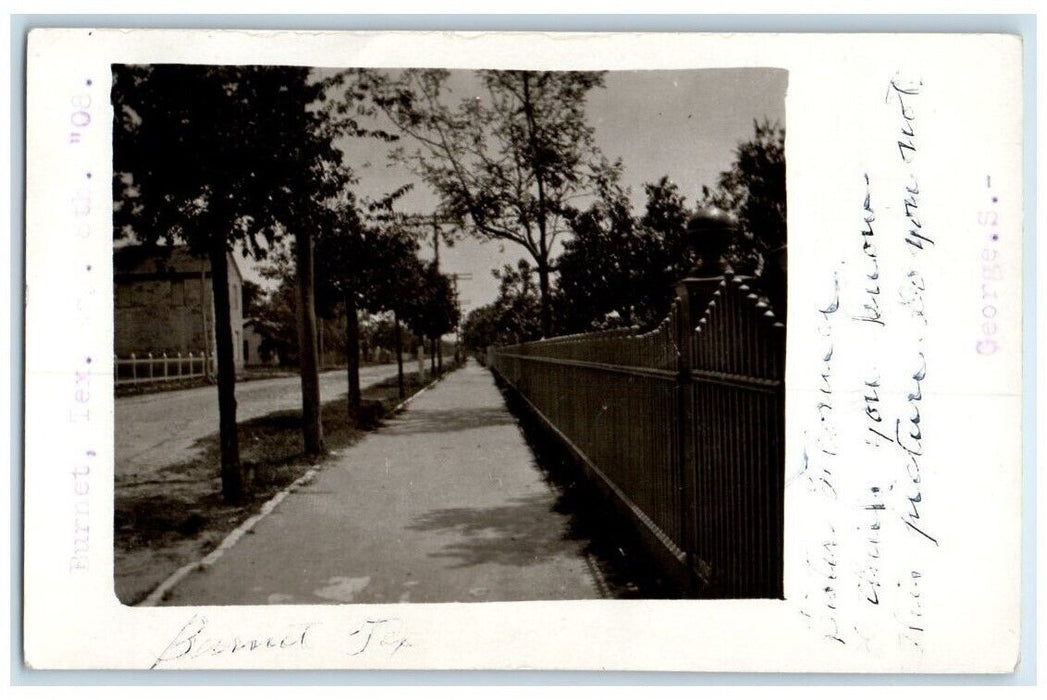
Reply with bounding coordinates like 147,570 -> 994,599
488,273 -> 785,598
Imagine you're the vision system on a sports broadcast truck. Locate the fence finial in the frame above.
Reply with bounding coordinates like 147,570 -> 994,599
686,206 -> 737,276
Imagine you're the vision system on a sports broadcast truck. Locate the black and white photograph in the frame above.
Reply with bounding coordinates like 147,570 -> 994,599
22,28 -> 1024,673
110,64 -> 787,606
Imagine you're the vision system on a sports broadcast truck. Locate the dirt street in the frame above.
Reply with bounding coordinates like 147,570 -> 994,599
115,365 -> 397,479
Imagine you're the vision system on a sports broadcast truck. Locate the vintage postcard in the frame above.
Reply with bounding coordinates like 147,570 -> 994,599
22,29 -> 1023,671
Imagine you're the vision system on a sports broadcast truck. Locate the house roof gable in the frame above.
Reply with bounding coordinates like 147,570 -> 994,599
114,245 -> 210,277
114,245 -> 246,284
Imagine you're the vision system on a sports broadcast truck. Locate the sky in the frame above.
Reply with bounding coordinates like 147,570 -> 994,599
240,67 -> 787,317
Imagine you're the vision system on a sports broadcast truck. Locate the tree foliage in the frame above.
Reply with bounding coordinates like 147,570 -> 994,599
313,198 -> 437,407
555,121 -> 787,334
113,64 -> 349,501
363,315 -> 420,356
462,260 -> 543,351
371,69 -> 619,337
402,263 -> 459,343
700,119 -> 786,256
248,277 -> 346,368
700,119 -> 787,311
555,177 -> 697,333
241,279 -> 266,319
113,65 -> 343,256
252,279 -> 298,365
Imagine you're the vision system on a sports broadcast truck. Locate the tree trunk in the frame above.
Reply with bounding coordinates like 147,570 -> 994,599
208,241 -> 243,503
437,336 -> 443,372
295,229 -> 324,458
537,262 -> 552,338
318,317 -> 325,371
429,336 -> 437,374
345,291 -> 361,412
522,74 -> 554,339
393,311 -> 405,399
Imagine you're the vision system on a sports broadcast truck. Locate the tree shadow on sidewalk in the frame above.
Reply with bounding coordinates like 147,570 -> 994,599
381,406 -> 517,436
406,369 -> 685,599
407,492 -> 586,569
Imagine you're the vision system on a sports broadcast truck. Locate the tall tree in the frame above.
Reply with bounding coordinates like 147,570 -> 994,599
295,225 -> 325,457
403,262 -> 459,373
253,278 -> 299,366
463,260 -> 543,351
304,69 -> 408,415
556,184 -> 641,331
252,231 -> 328,453
113,64 -> 340,501
700,119 -> 787,310
314,196 -> 422,411
375,225 -> 427,397
314,200 -> 367,410
320,217 -> 430,400
372,69 -> 619,337
700,119 -> 786,252
556,177 -> 697,333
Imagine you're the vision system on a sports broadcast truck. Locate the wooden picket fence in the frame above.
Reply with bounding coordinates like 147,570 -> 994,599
114,351 -> 215,385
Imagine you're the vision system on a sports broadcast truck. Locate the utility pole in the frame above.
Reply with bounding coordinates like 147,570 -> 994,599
446,272 -> 472,363
432,212 -> 440,269
393,310 -> 405,399
401,211 -> 472,370
432,213 -> 443,372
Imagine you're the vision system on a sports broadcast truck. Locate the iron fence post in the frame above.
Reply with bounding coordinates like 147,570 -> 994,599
674,274 -> 725,594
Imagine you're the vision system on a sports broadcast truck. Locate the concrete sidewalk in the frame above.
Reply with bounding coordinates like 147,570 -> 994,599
160,360 -> 602,605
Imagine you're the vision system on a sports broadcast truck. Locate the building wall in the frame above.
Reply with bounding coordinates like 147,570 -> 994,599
114,252 -> 244,370
243,322 -> 276,366
226,254 -> 244,369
